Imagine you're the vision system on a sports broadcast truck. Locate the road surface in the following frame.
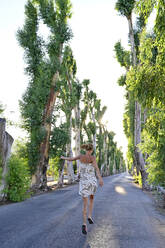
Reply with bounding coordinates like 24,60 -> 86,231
0,173 -> 165,248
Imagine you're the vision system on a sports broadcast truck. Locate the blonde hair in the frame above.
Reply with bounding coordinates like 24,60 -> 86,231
81,143 -> 93,151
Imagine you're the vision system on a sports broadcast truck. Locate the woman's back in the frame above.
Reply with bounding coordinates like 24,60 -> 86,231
79,154 -> 94,164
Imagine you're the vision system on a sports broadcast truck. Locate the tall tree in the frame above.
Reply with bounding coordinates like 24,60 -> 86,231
115,0 -> 148,189
59,46 -> 77,183
126,0 -> 165,186
17,0 -> 72,189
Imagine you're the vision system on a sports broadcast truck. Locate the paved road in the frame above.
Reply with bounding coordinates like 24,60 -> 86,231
0,173 -> 165,248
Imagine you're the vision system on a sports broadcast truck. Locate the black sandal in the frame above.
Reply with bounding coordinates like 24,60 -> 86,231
82,224 -> 87,235
88,217 -> 94,224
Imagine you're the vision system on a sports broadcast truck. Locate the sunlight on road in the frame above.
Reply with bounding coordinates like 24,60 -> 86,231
115,186 -> 127,195
87,224 -> 120,248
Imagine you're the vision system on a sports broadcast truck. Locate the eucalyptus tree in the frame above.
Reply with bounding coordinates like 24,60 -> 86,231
17,0 -> 73,189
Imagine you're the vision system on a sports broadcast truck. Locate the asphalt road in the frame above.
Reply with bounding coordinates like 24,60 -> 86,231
0,173 -> 165,248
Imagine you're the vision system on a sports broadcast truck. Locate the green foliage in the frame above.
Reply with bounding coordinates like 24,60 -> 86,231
122,0 -> 165,186
12,139 -> 29,160
115,0 -> 143,179
3,154 -> 31,202
47,157 -> 59,180
50,123 -> 70,158
115,149 -> 122,171
17,0 -> 125,185
114,41 -> 131,69
62,46 -> 77,77
95,102 -> 107,124
139,104 -> 165,186
117,74 -> 127,86
126,138 -> 134,172
133,173 -> 142,186
0,102 -> 5,115
86,122 -> 96,137
59,47 -> 78,120
122,92 -> 135,171
83,124 -> 93,143
135,0 -> 156,22
17,0 -> 73,174
115,0 -> 136,18
17,1 -> 44,77
80,79 -> 125,173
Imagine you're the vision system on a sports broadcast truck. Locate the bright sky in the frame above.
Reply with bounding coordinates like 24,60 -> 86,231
0,0 -> 129,157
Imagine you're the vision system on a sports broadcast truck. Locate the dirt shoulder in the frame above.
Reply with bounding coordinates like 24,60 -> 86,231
144,189 -> 165,215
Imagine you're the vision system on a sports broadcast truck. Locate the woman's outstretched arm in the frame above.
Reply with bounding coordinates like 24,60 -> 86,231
61,155 -> 81,161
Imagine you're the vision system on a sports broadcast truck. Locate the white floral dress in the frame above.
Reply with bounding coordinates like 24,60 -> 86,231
79,162 -> 98,197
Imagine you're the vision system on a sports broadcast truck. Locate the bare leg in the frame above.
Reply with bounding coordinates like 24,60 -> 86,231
88,195 -> 94,218
82,197 -> 88,225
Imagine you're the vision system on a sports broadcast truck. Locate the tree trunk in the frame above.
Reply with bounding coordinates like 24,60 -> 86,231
128,15 -> 137,66
58,160 -> 65,187
103,132 -> 107,176
128,16 -> 148,189
0,118 -> 14,199
91,111 -> 96,154
74,104 -> 81,176
34,89 -> 59,189
134,102 -> 148,190
143,108 -> 148,162
100,163 -> 104,176
113,153 -> 116,175
98,126 -> 103,169
66,114 -> 75,184
34,46 -> 63,189
108,156 -> 111,176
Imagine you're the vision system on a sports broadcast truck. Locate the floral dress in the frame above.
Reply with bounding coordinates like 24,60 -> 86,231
79,162 -> 98,197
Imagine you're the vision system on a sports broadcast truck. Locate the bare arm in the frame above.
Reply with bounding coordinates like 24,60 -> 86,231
61,155 -> 81,161
92,157 -> 103,186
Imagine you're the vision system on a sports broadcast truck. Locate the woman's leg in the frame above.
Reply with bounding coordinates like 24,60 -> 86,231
82,197 -> 88,225
88,195 -> 94,218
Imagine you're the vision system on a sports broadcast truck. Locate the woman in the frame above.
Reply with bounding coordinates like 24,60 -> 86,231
61,143 -> 103,235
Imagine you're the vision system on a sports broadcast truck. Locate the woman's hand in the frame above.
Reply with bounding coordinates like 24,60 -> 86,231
99,178 -> 103,187
60,156 -> 65,160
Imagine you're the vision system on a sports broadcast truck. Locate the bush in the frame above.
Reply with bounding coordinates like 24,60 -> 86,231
3,154 -> 31,202
47,157 -> 59,180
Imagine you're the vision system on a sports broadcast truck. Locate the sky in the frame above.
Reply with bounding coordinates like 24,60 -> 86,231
0,0 -> 130,158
